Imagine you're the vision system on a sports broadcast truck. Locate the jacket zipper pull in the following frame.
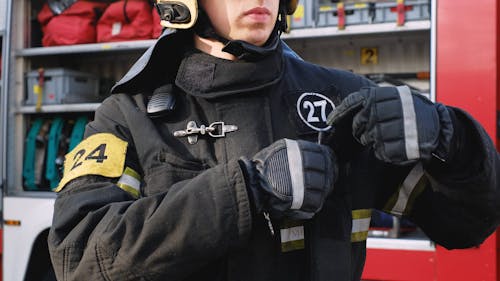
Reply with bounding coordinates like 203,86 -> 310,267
263,212 -> 275,236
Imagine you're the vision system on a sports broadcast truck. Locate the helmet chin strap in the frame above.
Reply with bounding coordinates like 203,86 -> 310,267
193,5 -> 287,61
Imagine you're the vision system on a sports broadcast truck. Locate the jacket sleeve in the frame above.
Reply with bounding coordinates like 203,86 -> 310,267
387,107 -> 500,249
48,96 -> 252,281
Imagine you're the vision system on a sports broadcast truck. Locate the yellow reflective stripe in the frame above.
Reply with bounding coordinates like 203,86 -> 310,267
384,163 -> 427,216
116,167 -> 141,199
281,240 -> 305,252
351,209 -> 372,242
280,220 -> 305,252
403,175 -> 427,216
280,219 -> 304,228
117,183 -> 140,199
352,209 -> 372,219
123,166 -> 140,180
351,231 -> 369,243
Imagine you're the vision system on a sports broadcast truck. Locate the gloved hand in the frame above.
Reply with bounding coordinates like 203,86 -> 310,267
326,86 -> 454,165
239,139 -> 336,220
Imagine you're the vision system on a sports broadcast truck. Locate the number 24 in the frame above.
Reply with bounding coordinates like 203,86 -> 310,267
71,144 -> 109,171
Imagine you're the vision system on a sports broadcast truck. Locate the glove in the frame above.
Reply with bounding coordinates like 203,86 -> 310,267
326,86 -> 454,165
239,139 -> 336,220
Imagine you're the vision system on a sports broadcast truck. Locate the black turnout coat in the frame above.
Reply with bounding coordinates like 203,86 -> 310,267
48,29 -> 500,281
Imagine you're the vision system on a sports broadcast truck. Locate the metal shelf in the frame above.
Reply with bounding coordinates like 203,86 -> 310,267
16,39 -> 155,57
16,103 -> 101,113
283,20 -> 430,40
15,20 -> 430,57
7,189 -> 57,198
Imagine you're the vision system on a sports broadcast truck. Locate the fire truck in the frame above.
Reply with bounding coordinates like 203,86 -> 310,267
0,0 -> 498,280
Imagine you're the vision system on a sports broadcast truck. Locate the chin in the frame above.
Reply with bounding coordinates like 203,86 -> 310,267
245,33 -> 272,46
231,25 -> 273,46
246,38 -> 268,46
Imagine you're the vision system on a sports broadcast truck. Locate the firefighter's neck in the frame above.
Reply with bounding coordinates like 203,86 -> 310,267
194,34 -> 237,61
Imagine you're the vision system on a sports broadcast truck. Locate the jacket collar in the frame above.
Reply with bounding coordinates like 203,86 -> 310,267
111,29 -> 188,94
111,30 -> 298,96
175,45 -> 283,99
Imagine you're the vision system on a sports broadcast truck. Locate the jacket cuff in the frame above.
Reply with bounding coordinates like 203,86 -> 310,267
425,106 -> 493,193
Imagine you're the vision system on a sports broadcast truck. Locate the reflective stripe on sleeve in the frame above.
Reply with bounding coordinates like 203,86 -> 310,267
285,139 -> 305,210
117,167 -> 141,199
385,163 -> 427,216
351,209 -> 372,242
280,220 -> 305,252
397,85 -> 420,160
281,226 -> 305,243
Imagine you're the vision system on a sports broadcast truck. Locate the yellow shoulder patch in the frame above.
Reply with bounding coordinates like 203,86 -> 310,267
55,133 -> 128,192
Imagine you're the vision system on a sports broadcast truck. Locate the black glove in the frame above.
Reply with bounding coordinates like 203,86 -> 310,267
239,139 -> 336,220
326,86 -> 454,165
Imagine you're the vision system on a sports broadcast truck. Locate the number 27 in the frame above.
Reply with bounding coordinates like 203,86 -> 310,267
303,100 -> 328,122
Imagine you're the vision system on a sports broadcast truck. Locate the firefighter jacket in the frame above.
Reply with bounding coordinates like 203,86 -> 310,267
48,29 -> 500,281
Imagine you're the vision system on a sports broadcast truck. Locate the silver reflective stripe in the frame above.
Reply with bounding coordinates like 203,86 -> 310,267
351,209 -> 372,242
397,86 -> 420,160
280,226 -> 305,243
117,167 -> 141,198
352,218 -> 371,233
118,173 -> 140,191
285,139 -> 305,210
391,163 -> 424,216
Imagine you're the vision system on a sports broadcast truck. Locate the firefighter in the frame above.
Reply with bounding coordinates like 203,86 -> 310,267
48,0 -> 500,280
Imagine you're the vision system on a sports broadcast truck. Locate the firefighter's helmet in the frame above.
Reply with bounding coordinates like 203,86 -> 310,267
155,0 -> 299,29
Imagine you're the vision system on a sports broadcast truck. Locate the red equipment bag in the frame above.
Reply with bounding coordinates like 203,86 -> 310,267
38,1 -> 109,46
97,0 -> 154,42
152,6 -> 163,38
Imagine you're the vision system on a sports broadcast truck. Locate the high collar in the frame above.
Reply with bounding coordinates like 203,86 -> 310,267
175,44 -> 284,99
111,29 -> 292,96
111,29 -> 188,94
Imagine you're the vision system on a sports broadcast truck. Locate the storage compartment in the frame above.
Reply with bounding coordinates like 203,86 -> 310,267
25,68 -> 100,105
289,0 -> 315,29
317,3 -> 373,27
315,0 -> 430,28
22,114 -> 91,191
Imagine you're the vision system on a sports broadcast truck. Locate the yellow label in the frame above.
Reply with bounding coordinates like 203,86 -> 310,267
55,133 -> 128,192
319,5 -> 334,12
33,85 -> 41,95
293,4 -> 305,21
101,44 -> 112,50
361,47 -> 379,65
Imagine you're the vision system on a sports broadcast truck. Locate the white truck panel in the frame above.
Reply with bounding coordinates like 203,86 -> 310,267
3,197 -> 55,281
0,0 -> 6,32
